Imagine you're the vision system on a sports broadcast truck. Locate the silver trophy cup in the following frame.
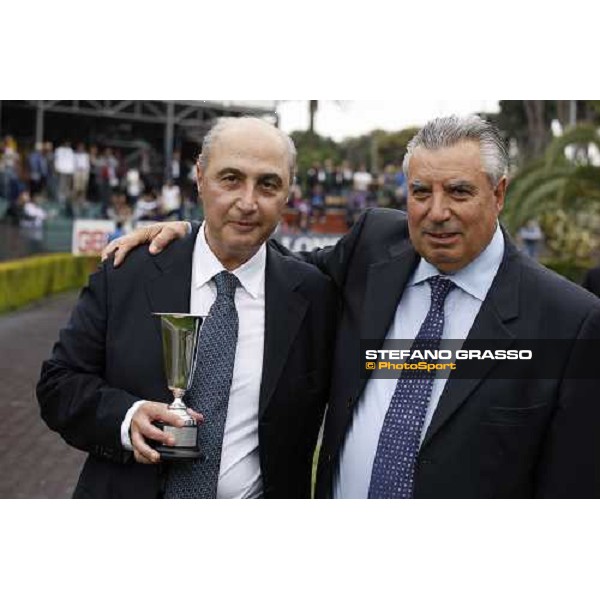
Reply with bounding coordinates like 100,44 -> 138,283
153,313 -> 204,460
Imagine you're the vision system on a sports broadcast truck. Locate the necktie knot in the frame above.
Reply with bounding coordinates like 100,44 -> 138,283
427,275 -> 455,308
214,271 -> 239,300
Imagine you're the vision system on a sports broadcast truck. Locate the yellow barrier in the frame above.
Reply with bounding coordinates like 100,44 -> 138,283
0,253 -> 99,313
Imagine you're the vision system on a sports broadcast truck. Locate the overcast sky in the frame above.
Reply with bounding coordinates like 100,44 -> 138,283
276,100 -> 501,141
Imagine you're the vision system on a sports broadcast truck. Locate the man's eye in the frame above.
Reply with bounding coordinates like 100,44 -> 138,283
450,188 -> 471,198
261,180 -> 278,191
412,190 -> 430,200
222,175 -> 238,184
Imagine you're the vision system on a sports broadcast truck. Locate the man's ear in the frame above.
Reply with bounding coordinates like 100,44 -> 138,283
195,160 -> 205,205
494,176 -> 508,213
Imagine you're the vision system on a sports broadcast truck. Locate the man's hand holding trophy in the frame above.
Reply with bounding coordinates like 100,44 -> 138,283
130,314 -> 205,464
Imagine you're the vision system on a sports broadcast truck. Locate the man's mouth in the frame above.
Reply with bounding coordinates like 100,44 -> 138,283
230,221 -> 259,231
424,231 -> 461,243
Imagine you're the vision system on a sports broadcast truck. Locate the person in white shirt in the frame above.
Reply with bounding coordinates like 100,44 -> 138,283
125,168 -> 143,205
352,164 -> 372,192
18,191 -> 47,253
37,117 -> 336,499
133,190 -> 160,221
73,143 -> 90,203
160,179 -> 182,219
54,141 -> 75,207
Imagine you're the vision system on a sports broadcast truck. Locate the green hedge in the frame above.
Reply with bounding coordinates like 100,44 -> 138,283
540,258 -> 594,284
0,253 -> 99,313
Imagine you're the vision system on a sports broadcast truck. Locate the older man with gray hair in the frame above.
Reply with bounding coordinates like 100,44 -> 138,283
38,116 -> 337,499
104,115 -> 600,498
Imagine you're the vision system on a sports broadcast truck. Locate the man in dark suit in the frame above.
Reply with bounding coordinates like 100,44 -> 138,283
37,117 -> 336,498
104,115 -> 600,498
310,207 -> 600,498
314,117 -> 600,499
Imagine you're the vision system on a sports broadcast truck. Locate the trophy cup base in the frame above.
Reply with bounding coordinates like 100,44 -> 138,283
155,445 -> 203,461
152,421 -> 201,461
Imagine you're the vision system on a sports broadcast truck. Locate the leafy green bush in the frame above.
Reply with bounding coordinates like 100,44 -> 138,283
540,257 -> 594,284
0,253 -> 99,313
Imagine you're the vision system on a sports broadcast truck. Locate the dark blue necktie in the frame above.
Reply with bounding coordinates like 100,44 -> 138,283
164,270 -> 239,499
368,275 -> 456,499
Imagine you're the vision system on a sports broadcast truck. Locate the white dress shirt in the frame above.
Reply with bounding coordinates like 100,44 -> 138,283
161,185 -> 182,212
121,222 -> 265,498
334,224 -> 505,498
54,146 -> 75,175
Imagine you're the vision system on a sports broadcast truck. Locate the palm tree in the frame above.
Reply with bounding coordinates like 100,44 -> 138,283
308,100 -> 318,135
307,101 -> 347,135
503,124 -> 600,234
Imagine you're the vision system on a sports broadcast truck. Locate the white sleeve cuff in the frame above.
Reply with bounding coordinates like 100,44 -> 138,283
120,400 -> 148,450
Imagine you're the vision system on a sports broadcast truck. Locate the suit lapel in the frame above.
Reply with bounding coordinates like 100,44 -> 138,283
259,246 -> 308,417
421,239 -> 521,447
145,225 -> 199,319
358,242 -> 419,398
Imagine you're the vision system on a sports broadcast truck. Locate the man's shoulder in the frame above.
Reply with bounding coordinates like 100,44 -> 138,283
105,233 -> 193,280
103,243 -> 155,280
356,207 -> 410,244
361,207 -> 409,227
518,253 -> 600,314
266,239 -> 334,289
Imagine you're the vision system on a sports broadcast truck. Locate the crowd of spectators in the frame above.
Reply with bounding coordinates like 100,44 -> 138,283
1,135 -> 199,251
286,159 -> 408,233
1,134 -> 410,250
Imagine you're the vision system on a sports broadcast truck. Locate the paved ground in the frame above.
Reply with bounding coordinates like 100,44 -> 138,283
0,291 -> 86,498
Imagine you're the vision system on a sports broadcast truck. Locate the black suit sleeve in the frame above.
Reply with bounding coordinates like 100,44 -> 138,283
36,262 -> 140,462
534,305 -> 600,497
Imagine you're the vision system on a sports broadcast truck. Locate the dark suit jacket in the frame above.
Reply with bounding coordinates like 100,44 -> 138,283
37,225 -> 336,498
303,208 -> 600,498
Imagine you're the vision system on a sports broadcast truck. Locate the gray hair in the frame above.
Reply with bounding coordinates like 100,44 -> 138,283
198,116 -> 297,184
402,115 -> 508,186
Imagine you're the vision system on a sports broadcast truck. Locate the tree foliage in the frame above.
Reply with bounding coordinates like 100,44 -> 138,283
289,131 -> 342,175
484,100 -> 600,166
502,124 -> 600,262
290,127 -> 420,175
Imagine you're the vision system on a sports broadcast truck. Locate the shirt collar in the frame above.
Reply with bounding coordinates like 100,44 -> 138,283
193,222 -> 266,299
409,223 -> 505,301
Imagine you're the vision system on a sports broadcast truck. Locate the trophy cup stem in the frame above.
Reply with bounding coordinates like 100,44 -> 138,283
168,387 -> 194,426
170,388 -> 186,409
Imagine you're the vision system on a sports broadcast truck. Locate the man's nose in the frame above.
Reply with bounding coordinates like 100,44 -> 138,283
428,193 -> 451,222
236,184 -> 258,212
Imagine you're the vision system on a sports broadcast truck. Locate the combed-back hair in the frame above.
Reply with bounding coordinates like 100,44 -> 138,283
402,115 -> 508,186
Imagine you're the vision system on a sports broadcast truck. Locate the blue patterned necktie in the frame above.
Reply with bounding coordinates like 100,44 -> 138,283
164,270 -> 239,499
368,275 -> 456,499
